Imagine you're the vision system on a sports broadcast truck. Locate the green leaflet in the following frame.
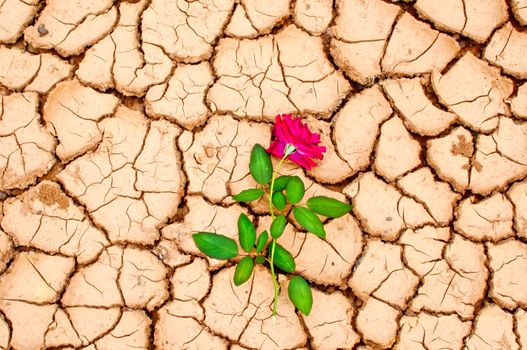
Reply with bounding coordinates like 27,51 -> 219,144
307,196 -> 352,218
249,144 -> 273,185
255,231 -> 269,253
270,242 -> 295,273
273,175 -> 292,191
293,206 -> 326,239
233,188 -> 265,202
288,275 -> 313,316
272,191 -> 287,211
192,233 -> 238,259
286,176 -> 305,205
238,214 -> 256,253
270,215 -> 287,239
234,256 -> 254,286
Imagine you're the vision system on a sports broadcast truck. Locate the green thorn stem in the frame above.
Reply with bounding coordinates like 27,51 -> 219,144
268,153 -> 288,317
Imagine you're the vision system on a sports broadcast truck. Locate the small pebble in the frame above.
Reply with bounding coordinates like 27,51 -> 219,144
37,24 -> 48,36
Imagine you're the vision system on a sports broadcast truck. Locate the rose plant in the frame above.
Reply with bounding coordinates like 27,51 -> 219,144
192,114 -> 352,316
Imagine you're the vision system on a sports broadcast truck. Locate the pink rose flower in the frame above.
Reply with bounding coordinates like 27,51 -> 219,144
267,114 -> 326,170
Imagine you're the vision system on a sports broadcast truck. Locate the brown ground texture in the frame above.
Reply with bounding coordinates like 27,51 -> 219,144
0,0 -> 527,349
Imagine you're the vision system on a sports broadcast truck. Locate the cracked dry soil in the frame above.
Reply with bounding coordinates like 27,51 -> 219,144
0,0 -> 527,349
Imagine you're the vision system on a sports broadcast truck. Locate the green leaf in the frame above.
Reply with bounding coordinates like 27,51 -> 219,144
273,175 -> 292,192
255,231 -> 269,253
272,191 -> 287,211
192,233 -> 238,260
238,214 -> 256,253
233,188 -> 265,203
288,275 -> 313,316
286,176 -> 305,205
255,256 -> 266,264
307,196 -> 352,218
234,256 -> 254,286
270,242 -> 295,273
249,144 -> 273,185
270,215 -> 287,239
293,206 -> 326,239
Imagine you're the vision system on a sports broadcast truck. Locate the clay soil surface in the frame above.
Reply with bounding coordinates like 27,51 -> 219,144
1,0 -> 527,349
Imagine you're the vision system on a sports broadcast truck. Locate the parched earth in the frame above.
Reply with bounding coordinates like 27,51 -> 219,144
0,0 -> 527,349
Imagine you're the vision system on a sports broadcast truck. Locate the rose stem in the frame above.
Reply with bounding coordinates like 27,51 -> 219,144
268,153 -> 288,318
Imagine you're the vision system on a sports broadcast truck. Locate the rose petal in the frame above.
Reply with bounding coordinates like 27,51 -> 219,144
268,114 -> 326,169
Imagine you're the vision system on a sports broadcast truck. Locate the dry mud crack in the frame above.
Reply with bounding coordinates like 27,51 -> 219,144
0,0 -> 527,349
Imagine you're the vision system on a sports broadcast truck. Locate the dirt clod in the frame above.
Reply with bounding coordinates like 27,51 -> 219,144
37,182 -> 69,209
